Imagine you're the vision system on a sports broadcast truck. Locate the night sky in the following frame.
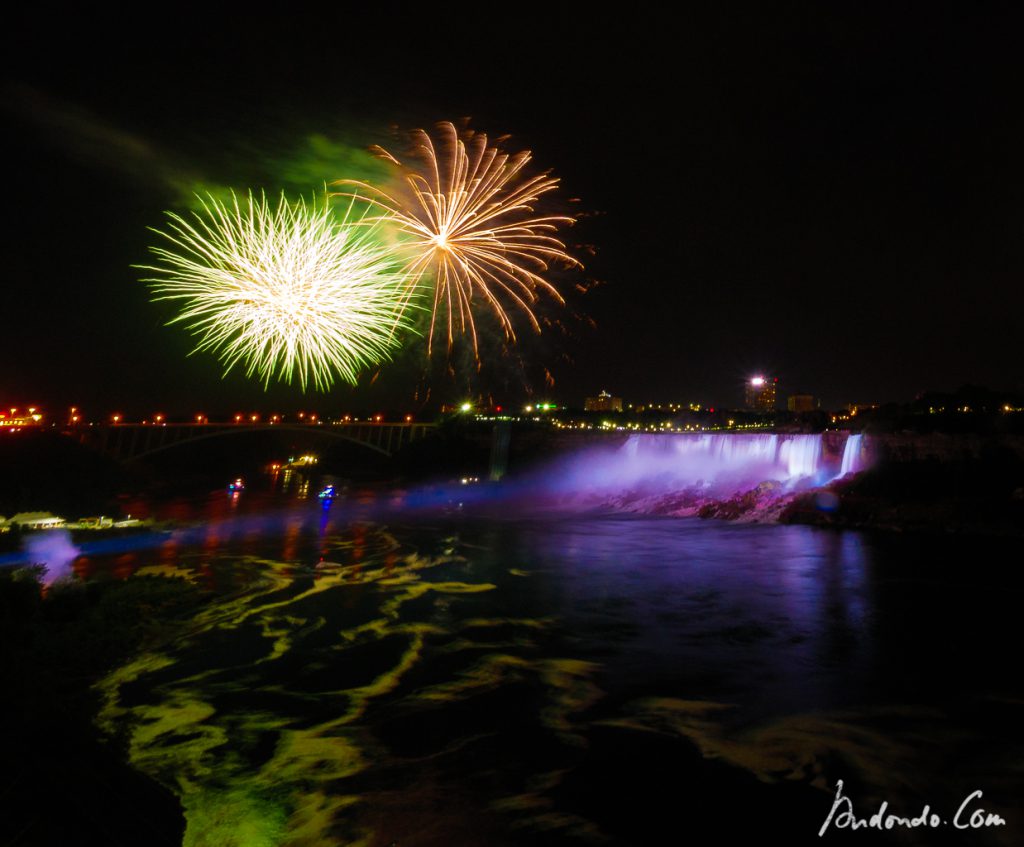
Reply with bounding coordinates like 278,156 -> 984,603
4,6 -> 1023,416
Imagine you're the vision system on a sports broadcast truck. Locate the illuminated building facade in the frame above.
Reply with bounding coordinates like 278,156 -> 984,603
585,391 -> 623,412
745,376 -> 777,411
787,394 -> 816,413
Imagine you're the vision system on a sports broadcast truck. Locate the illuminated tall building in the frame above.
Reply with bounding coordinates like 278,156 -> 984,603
745,376 -> 777,411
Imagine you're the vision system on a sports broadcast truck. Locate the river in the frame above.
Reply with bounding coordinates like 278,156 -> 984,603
69,477 -> 1024,846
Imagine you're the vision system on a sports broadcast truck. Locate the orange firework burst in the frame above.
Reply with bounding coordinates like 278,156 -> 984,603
336,121 -> 581,356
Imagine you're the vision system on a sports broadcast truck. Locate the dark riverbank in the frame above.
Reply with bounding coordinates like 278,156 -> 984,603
782,446 -> 1024,536
0,568 -> 199,845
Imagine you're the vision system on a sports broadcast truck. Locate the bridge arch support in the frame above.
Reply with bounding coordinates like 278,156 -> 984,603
75,422 -> 436,462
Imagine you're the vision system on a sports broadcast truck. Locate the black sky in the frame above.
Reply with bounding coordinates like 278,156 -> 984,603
4,5 -> 1024,415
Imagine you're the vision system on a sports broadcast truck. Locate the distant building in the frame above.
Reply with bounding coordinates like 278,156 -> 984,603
10,512 -> 66,530
787,394 -> 817,413
745,376 -> 777,411
441,402 -> 474,414
585,391 -> 623,412
74,516 -> 114,529
0,409 -> 43,428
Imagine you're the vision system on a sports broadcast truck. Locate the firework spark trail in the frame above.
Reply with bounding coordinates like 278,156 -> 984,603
138,192 -> 415,390
336,121 -> 582,356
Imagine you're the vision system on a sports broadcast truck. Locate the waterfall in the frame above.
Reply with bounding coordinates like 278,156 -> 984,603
549,431 -> 873,515
558,432 -> 830,497
780,434 -> 823,478
626,433 -> 827,483
838,433 -> 865,478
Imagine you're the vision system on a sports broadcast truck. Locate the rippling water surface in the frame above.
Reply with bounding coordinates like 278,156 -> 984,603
82,484 -> 1024,846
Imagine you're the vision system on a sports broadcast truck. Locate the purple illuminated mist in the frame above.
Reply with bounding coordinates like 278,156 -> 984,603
544,432 -> 868,519
23,529 -> 81,584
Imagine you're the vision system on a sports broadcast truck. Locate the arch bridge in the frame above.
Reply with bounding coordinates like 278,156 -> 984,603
73,421 -> 437,462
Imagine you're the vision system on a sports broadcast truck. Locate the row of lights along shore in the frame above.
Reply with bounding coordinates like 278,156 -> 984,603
9,397 -> 1020,433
